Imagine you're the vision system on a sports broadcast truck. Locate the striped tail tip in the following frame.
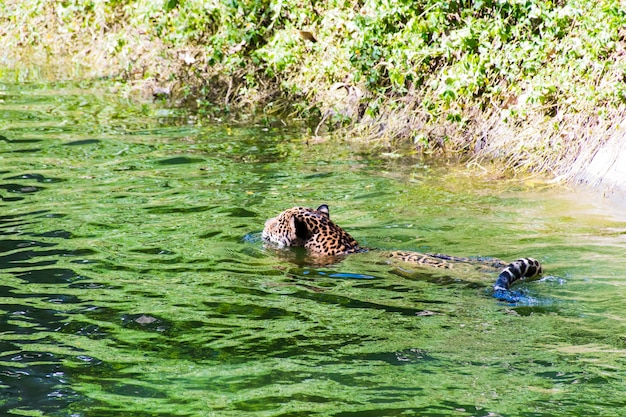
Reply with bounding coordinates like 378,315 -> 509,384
493,258 -> 543,291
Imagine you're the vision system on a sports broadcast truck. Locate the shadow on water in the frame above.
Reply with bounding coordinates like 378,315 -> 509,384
0,175 -> 177,416
0,206 -> 87,414
0,169 -> 110,415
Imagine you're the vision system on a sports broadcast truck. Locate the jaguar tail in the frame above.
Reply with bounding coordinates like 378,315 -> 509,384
493,258 -> 543,291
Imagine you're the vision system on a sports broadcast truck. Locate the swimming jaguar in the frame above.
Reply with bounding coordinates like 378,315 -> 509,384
262,204 -> 543,291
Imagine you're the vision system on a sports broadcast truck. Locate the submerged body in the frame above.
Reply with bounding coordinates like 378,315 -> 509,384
262,204 -> 543,291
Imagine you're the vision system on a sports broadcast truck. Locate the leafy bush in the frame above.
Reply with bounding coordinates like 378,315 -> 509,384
3,0 -> 626,159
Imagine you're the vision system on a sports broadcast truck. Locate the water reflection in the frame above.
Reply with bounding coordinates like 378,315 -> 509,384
0,207 -> 86,414
1,78 -> 626,417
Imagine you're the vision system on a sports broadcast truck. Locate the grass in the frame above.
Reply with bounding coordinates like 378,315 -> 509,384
2,0 -> 626,181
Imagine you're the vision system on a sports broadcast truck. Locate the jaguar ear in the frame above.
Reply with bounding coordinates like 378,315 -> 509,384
317,204 -> 330,218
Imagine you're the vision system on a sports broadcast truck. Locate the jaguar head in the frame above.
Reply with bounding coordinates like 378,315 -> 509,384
262,204 -> 360,256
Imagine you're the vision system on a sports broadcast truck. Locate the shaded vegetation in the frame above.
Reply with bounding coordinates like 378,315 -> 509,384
2,0 -> 626,176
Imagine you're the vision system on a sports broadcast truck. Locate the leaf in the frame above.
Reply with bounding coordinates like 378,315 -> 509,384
298,30 -> 317,43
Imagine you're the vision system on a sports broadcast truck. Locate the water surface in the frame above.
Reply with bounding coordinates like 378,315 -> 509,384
1,75 -> 626,416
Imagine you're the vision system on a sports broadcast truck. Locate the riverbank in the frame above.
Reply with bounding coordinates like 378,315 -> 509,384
2,0 -> 626,198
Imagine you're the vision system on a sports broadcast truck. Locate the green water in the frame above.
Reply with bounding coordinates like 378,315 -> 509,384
1,76 -> 626,417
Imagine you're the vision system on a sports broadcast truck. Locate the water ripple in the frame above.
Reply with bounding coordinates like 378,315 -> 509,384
1,78 -> 626,417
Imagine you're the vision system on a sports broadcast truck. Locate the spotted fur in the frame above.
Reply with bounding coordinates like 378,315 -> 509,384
262,204 -> 543,291
262,204 -> 361,255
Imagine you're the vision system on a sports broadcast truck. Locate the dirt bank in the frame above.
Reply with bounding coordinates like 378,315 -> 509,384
569,128 -> 626,203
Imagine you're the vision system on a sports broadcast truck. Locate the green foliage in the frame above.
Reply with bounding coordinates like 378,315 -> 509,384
3,0 -> 626,134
